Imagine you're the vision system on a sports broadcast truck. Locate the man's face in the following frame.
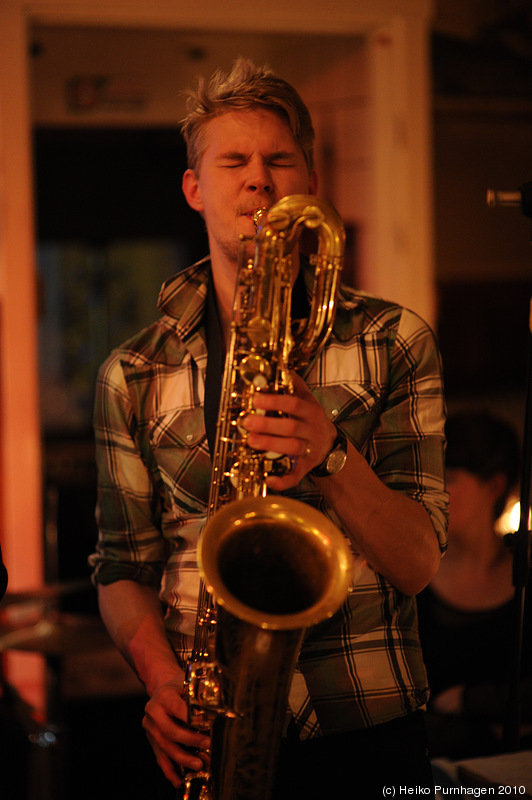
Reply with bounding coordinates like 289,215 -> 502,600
182,107 -> 317,271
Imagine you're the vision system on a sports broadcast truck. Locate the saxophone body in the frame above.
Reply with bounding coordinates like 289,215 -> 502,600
182,195 -> 353,800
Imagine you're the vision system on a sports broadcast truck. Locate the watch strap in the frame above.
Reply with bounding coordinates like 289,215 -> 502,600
310,425 -> 347,478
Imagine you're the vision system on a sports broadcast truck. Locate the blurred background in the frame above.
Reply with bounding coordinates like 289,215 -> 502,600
1,0 -> 531,796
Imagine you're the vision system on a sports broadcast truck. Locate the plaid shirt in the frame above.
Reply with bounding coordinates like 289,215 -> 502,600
91,257 -> 448,738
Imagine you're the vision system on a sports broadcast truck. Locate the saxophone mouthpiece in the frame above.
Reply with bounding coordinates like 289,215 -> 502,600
252,207 -> 268,231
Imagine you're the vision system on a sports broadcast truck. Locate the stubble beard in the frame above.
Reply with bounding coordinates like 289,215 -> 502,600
219,232 -> 256,270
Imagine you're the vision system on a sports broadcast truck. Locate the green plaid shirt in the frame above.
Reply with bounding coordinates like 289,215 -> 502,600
91,257 -> 448,738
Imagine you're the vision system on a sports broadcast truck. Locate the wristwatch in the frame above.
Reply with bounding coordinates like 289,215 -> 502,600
310,425 -> 347,478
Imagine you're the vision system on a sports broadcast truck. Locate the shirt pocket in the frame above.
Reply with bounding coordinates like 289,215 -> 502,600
311,382 -> 382,454
148,407 -> 211,515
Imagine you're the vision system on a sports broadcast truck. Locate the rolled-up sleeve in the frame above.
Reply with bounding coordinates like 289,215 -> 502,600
372,307 -> 448,553
90,352 -> 166,587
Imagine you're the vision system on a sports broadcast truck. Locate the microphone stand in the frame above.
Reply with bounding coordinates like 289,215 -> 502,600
487,182 -> 532,751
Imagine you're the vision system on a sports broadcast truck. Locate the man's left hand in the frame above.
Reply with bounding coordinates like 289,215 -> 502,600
242,371 -> 336,490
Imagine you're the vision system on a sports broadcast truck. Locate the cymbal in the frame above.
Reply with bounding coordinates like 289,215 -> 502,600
0,578 -> 93,608
0,613 -> 111,656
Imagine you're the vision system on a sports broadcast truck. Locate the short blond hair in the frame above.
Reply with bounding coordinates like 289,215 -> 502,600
181,57 -> 315,174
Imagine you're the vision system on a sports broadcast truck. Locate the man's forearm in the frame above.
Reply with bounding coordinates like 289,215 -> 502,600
315,442 -> 441,596
98,580 -> 185,697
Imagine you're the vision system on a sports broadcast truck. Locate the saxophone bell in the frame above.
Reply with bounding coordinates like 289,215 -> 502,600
194,496 -> 353,800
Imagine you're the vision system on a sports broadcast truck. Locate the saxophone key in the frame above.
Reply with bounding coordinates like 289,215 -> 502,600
239,354 -> 271,387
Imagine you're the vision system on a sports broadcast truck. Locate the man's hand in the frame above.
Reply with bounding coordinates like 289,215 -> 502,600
241,371 -> 439,596
242,371 -> 336,489
142,680 -> 211,789
97,581 -> 211,789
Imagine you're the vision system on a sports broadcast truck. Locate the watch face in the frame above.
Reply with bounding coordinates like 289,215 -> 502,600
326,447 -> 347,474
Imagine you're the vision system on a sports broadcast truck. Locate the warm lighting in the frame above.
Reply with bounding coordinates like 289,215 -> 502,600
496,497 -> 531,535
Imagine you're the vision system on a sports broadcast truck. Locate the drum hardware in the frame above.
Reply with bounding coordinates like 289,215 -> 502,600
0,577 -> 92,609
0,579 -> 109,800
0,612 -> 111,656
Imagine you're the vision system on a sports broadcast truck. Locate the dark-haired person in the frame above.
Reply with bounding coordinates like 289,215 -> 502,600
417,410 -> 532,760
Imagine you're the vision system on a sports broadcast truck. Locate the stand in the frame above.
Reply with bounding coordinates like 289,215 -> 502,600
487,182 -> 532,751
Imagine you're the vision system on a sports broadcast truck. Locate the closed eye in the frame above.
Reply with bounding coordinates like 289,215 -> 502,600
267,151 -> 297,168
218,159 -> 246,169
216,151 -> 298,169
217,152 -> 247,168
268,159 -> 295,168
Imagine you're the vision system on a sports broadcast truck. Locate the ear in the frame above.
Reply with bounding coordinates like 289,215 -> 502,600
182,168 -> 204,213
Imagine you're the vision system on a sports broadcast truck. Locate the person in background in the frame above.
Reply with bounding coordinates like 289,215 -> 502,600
90,58 -> 448,798
417,410 -> 532,760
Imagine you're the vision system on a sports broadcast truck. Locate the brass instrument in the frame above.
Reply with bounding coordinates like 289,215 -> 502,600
182,195 -> 352,800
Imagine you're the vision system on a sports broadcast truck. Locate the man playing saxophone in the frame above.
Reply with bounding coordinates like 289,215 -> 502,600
90,58 -> 448,798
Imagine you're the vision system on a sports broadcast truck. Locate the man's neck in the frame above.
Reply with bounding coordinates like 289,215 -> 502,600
210,244 -> 302,343
210,260 -> 236,343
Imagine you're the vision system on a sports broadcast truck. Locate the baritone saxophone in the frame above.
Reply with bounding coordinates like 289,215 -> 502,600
182,194 -> 354,800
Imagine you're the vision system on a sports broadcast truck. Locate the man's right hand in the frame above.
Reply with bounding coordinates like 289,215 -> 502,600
142,680 -> 211,789
97,581 -> 212,789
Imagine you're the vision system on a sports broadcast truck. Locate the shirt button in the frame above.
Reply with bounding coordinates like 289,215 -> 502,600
331,409 -> 339,417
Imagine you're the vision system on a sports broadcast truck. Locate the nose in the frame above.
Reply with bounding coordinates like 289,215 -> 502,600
245,159 -> 273,194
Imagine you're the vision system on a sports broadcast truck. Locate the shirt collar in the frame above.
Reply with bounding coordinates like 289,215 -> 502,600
157,253 -> 368,347
157,257 -> 211,339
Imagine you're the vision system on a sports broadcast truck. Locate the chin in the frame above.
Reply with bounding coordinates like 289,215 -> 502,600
238,238 -> 256,264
